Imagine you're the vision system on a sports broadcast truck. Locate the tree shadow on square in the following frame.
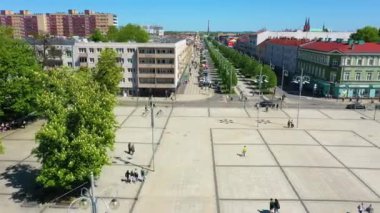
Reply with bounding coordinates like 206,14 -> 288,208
257,210 -> 270,213
0,163 -> 41,203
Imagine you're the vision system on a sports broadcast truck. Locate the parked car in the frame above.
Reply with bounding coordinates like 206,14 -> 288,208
259,101 -> 276,107
346,103 -> 366,109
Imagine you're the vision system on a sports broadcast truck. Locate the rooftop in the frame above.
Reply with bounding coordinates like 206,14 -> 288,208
266,38 -> 310,46
301,41 -> 380,53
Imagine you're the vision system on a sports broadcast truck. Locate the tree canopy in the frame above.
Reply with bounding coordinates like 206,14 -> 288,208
92,48 -> 123,95
350,26 -> 380,42
89,24 -> 150,43
0,27 -> 43,121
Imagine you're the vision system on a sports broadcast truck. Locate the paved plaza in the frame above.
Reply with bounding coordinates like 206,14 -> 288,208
0,103 -> 380,213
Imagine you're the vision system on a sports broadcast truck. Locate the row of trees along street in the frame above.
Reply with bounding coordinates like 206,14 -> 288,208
0,26 -> 122,190
209,38 -> 277,92
205,38 -> 238,93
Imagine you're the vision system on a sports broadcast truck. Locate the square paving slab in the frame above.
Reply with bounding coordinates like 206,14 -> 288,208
320,109 -> 368,119
110,143 -> 157,166
307,130 -> 373,146
131,106 -> 172,117
282,109 -> 328,119
270,145 -> 343,167
216,167 -> 297,199
116,128 -> 163,143
210,108 -> 248,117
121,115 -> 167,128
0,139 -> 37,161
352,169 -> 380,196
220,200 -> 306,213
113,106 -> 135,116
259,129 -> 319,145
212,129 -> 263,144
305,201 -> 379,213
115,115 -> 128,126
246,108 -> 289,118
284,167 -> 379,201
214,145 -> 277,166
171,107 -> 209,117
327,147 -> 380,168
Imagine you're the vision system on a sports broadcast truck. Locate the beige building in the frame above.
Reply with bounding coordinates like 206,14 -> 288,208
73,39 -> 193,96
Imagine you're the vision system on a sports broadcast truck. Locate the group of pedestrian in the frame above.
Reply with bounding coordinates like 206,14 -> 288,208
358,202 -> 374,213
287,119 -> 295,128
127,142 -> 135,155
269,198 -> 280,213
124,169 -> 146,183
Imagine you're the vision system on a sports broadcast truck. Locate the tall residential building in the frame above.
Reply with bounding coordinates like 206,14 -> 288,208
0,9 -> 117,38
298,41 -> 380,98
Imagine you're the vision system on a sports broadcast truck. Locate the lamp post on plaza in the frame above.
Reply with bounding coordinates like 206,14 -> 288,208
292,68 -> 310,128
148,95 -> 155,171
254,64 -> 268,127
67,172 -> 119,213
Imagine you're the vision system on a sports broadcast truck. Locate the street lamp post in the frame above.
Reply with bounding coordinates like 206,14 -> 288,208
67,172 -> 119,213
292,68 -> 310,128
254,64 -> 268,128
148,95 -> 155,171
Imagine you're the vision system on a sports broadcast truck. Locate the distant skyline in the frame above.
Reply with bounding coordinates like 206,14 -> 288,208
1,0 -> 379,32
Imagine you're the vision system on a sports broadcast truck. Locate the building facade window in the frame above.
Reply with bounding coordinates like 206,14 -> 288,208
79,57 -> 87,62
357,58 -> 362,66
89,48 -> 94,53
343,72 -> 350,81
116,48 -> 124,53
79,48 -> 86,53
97,48 -> 102,52
66,50 -> 72,57
89,58 -> 95,63
369,58 -> 374,66
355,72 -> 361,81
122,78 -> 126,83
127,58 -> 132,63
116,57 -> 124,64
67,62 -> 72,67
367,72 -> 372,81
346,58 -> 351,66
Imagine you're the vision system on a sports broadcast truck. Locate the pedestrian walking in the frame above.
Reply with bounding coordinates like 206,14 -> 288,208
125,170 -> 130,183
242,145 -> 247,157
269,198 -> 275,213
276,104 -> 279,110
265,106 -> 269,112
358,202 -> 364,213
274,199 -> 280,213
128,142 -> 132,154
140,169 -> 146,182
365,204 -> 374,213
287,120 -> 291,128
290,120 -> 295,128
134,169 -> 139,181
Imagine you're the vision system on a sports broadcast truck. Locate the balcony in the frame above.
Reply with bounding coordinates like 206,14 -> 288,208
138,64 -> 175,69
138,83 -> 175,89
138,53 -> 174,58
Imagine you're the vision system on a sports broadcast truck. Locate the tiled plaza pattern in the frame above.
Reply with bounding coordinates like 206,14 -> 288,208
0,105 -> 380,213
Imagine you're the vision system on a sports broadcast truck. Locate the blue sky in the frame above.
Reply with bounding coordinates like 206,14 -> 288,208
1,0 -> 379,31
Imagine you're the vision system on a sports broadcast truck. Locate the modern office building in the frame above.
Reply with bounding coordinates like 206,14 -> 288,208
29,39 -> 193,96
0,9 -> 117,38
298,40 -> 380,98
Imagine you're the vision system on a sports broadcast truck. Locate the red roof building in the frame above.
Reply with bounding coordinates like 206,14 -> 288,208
301,41 -> 380,54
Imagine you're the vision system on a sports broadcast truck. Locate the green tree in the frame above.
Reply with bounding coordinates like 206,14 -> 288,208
33,68 -> 117,189
106,26 -> 119,41
92,48 -> 123,95
0,26 -> 13,38
89,29 -> 106,42
350,26 -> 380,42
116,24 -> 149,43
0,30 -> 43,121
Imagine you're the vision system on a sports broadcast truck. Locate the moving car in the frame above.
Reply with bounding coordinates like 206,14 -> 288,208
346,103 -> 366,109
259,101 -> 276,107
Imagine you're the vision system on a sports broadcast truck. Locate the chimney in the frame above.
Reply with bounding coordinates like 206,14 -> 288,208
84,10 -> 93,15
19,10 -> 30,15
68,9 -> 77,15
1,10 -> 14,15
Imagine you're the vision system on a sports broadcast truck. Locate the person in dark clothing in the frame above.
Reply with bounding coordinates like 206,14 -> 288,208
274,199 -> 280,213
131,144 -> 135,155
287,120 -> 291,128
125,170 -> 130,183
269,198 -> 275,212
128,142 -> 132,154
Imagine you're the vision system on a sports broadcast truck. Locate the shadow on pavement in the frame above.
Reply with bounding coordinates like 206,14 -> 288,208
0,164 -> 41,203
257,210 -> 270,213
